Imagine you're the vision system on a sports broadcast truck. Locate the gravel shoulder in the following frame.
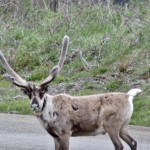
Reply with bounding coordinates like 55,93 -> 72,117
0,113 -> 149,150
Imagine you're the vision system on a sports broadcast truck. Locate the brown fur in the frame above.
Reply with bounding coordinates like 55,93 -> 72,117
36,92 -> 138,150
47,93 -> 130,137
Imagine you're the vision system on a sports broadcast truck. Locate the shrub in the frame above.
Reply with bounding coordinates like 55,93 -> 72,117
106,79 -> 123,91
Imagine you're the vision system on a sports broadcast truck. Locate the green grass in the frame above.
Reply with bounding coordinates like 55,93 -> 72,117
106,79 -> 123,92
0,1 -> 150,126
0,100 -> 32,115
92,67 -> 108,77
0,79 -> 10,88
131,97 -> 150,126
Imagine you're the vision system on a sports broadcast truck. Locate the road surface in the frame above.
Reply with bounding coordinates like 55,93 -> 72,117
0,113 -> 149,150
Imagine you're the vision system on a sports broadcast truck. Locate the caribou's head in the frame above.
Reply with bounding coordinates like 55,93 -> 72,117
0,35 -> 69,115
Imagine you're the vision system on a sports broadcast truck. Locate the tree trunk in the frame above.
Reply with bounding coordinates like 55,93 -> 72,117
50,0 -> 58,12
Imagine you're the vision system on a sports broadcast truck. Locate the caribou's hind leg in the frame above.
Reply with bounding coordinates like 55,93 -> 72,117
120,125 -> 137,150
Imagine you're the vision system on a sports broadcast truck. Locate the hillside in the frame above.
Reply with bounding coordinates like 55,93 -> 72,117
0,1 -> 150,126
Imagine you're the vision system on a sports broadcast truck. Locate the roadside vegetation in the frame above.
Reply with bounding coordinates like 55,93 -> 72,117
0,1 -> 150,126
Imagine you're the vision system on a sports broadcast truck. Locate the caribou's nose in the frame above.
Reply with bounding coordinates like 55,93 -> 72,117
31,97 -> 39,109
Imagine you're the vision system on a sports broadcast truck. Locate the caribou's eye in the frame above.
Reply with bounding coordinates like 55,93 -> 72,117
21,89 -> 31,99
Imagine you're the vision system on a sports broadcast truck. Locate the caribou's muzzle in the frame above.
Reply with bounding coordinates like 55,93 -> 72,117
31,97 -> 40,111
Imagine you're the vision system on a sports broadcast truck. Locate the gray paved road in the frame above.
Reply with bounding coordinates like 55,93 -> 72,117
0,113 -> 149,150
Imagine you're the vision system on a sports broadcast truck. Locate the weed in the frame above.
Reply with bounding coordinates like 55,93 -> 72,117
106,79 -> 123,91
118,60 -> 130,73
14,50 -> 41,71
92,67 -> 108,77
28,65 -> 49,81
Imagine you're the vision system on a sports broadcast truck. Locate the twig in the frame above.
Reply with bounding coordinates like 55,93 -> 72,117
13,95 -> 27,100
72,49 -> 91,70
98,36 -> 110,63
78,50 -> 91,70
42,0 -> 49,10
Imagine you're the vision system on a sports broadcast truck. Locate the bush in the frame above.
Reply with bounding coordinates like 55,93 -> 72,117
92,67 -> 108,77
106,79 -> 123,91
28,66 -> 49,81
14,50 -> 41,71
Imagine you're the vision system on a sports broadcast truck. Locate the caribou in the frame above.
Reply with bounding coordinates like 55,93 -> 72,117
0,35 -> 141,150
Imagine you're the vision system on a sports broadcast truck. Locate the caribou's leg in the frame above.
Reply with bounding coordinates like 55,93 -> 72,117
59,135 -> 70,150
54,137 -> 61,150
104,117 -> 123,150
107,129 -> 123,150
120,125 -> 137,150
54,135 -> 70,150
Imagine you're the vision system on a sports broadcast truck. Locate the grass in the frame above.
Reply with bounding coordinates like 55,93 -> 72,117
106,79 -> 123,91
131,97 -> 150,126
92,67 -> 108,77
0,1 -> 150,126
0,100 -> 32,115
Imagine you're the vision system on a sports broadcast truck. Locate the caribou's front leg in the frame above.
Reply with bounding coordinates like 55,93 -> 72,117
54,135 -> 70,150
54,137 -> 61,150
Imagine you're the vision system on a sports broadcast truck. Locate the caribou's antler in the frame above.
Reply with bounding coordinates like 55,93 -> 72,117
40,35 -> 69,87
0,50 -> 28,88
0,35 -> 69,88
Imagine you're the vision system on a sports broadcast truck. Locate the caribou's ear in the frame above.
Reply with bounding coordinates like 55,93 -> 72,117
39,85 -> 49,99
40,85 -> 49,92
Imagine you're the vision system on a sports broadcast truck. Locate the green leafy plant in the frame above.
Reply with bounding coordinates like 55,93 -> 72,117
92,67 -> 108,77
106,79 -> 123,91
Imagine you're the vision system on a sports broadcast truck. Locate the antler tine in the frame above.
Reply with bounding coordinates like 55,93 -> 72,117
0,50 -> 28,87
40,35 -> 69,87
3,73 -> 29,88
58,35 -> 69,70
